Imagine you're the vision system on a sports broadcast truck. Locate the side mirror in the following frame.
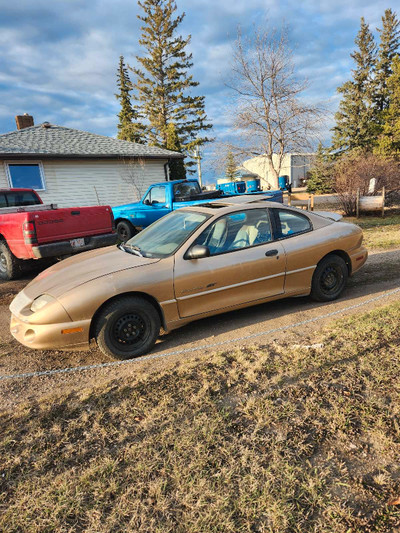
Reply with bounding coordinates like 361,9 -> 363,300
185,244 -> 210,260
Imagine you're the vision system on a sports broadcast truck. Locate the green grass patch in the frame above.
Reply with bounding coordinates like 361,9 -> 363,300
1,303 -> 400,532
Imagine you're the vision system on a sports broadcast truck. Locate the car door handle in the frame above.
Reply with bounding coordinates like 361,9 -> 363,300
265,249 -> 279,257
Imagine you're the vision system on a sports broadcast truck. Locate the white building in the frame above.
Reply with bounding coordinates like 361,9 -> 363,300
242,153 -> 315,189
0,115 -> 183,207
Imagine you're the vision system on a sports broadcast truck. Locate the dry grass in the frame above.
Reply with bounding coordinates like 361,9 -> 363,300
1,303 -> 400,532
344,213 -> 400,250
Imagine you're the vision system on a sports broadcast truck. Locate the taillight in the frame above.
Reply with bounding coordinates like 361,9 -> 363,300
23,221 -> 38,244
109,209 -> 115,231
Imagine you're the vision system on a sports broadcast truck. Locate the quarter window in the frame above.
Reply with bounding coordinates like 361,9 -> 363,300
6,162 -> 46,190
274,209 -> 312,238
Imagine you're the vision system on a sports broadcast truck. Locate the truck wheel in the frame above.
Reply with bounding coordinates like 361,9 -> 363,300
116,220 -> 136,242
0,241 -> 23,281
94,296 -> 161,359
310,254 -> 348,302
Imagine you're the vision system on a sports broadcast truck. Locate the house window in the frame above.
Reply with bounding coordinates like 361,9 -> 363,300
5,162 -> 46,191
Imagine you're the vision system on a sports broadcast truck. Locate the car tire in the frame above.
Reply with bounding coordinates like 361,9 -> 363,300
311,254 -> 348,302
94,296 -> 161,359
0,241 -> 23,281
116,220 -> 136,242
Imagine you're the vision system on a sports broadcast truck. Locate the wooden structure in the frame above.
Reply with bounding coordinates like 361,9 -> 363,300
287,192 -> 314,211
356,187 -> 385,218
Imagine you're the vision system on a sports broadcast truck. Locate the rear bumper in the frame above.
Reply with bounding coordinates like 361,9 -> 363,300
350,246 -> 368,274
10,313 -> 91,351
32,233 -> 117,259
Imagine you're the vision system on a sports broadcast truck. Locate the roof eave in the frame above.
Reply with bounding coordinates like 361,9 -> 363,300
0,153 -> 184,160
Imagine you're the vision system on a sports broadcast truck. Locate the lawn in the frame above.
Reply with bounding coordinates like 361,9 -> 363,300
1,302 -> 400,532
344,212 -> 400,249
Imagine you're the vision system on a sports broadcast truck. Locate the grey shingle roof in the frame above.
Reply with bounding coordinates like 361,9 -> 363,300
0,124 -> 183,159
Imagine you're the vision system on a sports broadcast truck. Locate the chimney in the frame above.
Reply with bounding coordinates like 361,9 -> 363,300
15,113 -> 34,130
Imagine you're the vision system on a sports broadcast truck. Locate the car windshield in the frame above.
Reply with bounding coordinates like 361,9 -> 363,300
124,210 -> 210,258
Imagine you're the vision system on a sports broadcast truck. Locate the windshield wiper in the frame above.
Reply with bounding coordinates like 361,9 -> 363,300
119,243 -> 143,257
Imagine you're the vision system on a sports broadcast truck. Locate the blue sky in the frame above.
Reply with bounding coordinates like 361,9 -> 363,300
0,0 -> 398,181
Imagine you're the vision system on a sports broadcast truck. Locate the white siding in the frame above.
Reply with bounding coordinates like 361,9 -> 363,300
242,153 -> 314,189
1,158 -> 168,207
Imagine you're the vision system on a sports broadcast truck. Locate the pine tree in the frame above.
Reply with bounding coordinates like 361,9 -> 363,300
306,143 -> 334,193
130,0 -> 212,164
225,151 -> 239,181
374,9 -> 400,112
376,55 -> 400,156
115,56 -> 146,143
166,122 -> 186,179
332,18 -> 377,153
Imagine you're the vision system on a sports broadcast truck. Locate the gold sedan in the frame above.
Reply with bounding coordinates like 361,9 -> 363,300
10,200 -> 367,359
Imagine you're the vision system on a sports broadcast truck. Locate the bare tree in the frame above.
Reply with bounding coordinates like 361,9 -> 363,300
228,25 -> 323,187
119,157 -> 148,201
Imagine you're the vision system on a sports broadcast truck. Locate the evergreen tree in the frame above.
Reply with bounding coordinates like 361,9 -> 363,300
166,122 -> 186,179
374,9 -> 400,112
306,143 -> 334,193
376,55 -> 400,156
225,151 -> 239,181
130,0 -> 212,164
332,18 -> 376,153
115,56 -> 146,143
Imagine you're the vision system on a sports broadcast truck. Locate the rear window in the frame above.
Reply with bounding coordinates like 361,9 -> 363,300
3,191 -> 41,207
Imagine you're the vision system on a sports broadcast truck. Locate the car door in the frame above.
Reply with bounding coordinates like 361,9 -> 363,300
269,208 -> 318,294
173,208 -> 286,318
142,185 -> 170,225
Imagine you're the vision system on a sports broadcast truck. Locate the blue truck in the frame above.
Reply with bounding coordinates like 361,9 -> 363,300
112,179 -> 283,241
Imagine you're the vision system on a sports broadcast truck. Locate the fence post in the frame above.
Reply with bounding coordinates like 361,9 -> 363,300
310,194 -> 314,211
287,193 -> 292,207
382,186 -> 385,218
356,188 -> 360,218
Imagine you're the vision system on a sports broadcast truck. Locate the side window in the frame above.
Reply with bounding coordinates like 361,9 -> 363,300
144,186 -> 166,205
194,209 -> 272,256
0,194 -> 7,208
274,209 -> 311,238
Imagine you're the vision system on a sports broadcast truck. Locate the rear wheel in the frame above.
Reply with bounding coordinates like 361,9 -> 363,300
116,220 -> 136,242
311,255 -> 348,302
0,241 -> 23,281
94,296 -> 161,359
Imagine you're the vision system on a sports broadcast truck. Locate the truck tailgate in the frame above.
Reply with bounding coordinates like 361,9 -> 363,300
31,206 -> 113,244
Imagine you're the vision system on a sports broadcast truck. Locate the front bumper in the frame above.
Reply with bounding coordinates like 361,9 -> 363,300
350,246 -> 368,274
32,233 -> 118,259
10,313 -> 91,351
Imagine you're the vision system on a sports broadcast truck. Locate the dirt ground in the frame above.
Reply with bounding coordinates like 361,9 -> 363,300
1,247 -> 400,412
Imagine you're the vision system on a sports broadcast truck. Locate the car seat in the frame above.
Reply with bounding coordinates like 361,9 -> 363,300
207,218 -> 228,254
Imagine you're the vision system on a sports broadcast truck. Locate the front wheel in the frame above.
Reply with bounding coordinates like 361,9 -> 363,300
311,255 -> 348,302
116,220 -> 136,242
94,296 -> 161,359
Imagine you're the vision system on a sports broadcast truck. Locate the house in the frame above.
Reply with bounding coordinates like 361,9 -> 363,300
0,115 -> 184,207
242,153 -> 315,189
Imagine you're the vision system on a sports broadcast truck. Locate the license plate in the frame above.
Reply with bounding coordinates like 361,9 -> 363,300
70,238 -> 85,248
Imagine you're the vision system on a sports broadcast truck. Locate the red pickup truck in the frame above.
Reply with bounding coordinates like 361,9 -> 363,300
0,188 -> 117,280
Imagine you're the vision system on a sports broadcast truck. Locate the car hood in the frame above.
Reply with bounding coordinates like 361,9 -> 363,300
23,245 -> 160,300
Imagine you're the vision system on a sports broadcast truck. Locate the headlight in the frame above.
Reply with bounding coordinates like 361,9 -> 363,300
30,294 -> 57,313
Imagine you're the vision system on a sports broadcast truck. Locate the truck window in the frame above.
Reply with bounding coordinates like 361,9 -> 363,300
173,182 -> 201,198
5,191 -> 41,207
0,194 -> 7,208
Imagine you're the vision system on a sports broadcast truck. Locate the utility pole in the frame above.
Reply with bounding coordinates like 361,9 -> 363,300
194,145 -> 203,188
